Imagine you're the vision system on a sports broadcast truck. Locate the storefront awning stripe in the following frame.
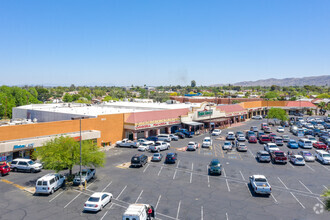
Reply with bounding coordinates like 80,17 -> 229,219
182,121 -> 204,126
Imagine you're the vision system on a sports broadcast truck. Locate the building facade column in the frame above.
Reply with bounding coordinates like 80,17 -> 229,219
166,127 -> 171,134
144,130 -> 149,138
156,128 -> 160,135
133,132 -> 137,141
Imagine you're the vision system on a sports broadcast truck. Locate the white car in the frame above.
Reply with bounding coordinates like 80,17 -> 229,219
138,143 -> 153,151
187,142 -> 198,151
84,192 -> 113,212
299,151 -> 315,162
252,115 -> 263,120
277,126 -> 284,133
264,143 -> 280,153
315,150 -> 330,165
202,137 -> 212,148
35,173 -> 66,195
222,141 -> 232,150
236,142 -> 247,152
212,129 -> 222,136
237,134 -> 246,142
289,155 -> 305,166
249,175 -> 271,195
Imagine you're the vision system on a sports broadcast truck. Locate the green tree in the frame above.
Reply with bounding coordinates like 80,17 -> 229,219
264,91 -> 278,100
322,189 -> 330,211
63,93 -> 73,102
33,136 -> 106,175
36,87 -> 51,102
191,80 -> 196,87
267,108 -> 288,121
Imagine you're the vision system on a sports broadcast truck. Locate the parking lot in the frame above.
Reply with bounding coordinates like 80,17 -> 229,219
0,119 -> 329,220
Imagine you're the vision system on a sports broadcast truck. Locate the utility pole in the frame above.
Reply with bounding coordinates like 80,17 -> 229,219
79,118 -> 82,190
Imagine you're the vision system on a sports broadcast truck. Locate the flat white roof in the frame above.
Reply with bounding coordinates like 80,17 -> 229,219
15,102 -> 200,117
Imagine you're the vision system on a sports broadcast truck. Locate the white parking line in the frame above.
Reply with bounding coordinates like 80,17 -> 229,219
64,192 -> 82,208
299,180 -> 313,194
321,165 -> 330,171
190,172 -> 193,183
248,149 -> 254,157
207,176 -> 210,188
143,164 -> 150,173
157,166 -> 163,176
155,195 -> 161,210
323,185 -> 329,190
102,181 -> 113,192
290,192 -> 305,209
176,160 -> 180,169
49,191 -> 64,202
176,200 -> 181,220
317,197 -> 325,206
245,183 -> 252,196
201,206 -> 204,220
116,185 -> 127,199
135,190 -> 143,203
223,168 -> 227,177
226,179 -> 230,192
305,164 -> 315,172
100,210 -> 109,220
239,170 -> 245,181
288,162 -> 295,168
271,193 -> 278,204
226,212 -> 229,220
87,182 -> 94,189
277,177 -> 288,189
173,169 -> 177,180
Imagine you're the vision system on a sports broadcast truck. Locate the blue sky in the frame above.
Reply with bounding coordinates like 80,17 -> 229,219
0,0 -> 329,86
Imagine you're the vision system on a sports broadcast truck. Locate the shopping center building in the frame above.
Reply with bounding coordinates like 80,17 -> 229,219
0,100 -> 317,162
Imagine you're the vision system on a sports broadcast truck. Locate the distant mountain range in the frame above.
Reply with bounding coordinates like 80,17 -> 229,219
212,75 -> 330,87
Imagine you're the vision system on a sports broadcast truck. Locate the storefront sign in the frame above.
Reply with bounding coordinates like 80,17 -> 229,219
13,143 -> 34,150
135,120 -> 180,130
198,110 -> 213,117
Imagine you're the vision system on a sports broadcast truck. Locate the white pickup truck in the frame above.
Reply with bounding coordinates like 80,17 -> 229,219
116,139 -> 140,148
149,141 -> 170,152
73,168 -> 95,185
249,175 -> 271,195
122,204 -> 155,220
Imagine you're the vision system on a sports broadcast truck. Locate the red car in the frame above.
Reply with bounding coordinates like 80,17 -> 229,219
249,136 -> 258,143
0,162 -> 10,176
270,151 -> 287,164
259,135 -> 271,144
313,142 -> 328,150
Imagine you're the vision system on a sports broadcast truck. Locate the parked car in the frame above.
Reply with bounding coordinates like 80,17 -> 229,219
236,131 -> 244,138
130,154 -> 148,167
151,153 -> 163,162
252,115 -> 263,120
249,175 -> 271,195
319,135 -> 330,146
208,159 -> 222,175
222,141 -> 232,150
256,151 -> 271,162
0,162 -> 10,176
313,141 -> 328,150
287,139 -> 299,149
261,123 -> 268,130
315,150 -> 330,165
264,143 -> 280,153
211,129 -> 221,136
226,132 -> 235,140
280,121 -> 289,127
116,139 -> 140,148
175,132 -> 185,139
298,151 -> 315,162
289,155 -> 305,166
264,127 -> 272,133
187,142 -> 198,151
282,135 -> 290,142
257,131 -> 265,140
273,137 -> 284,146
73,168 -> 96,185
236,142 -> 248,152
202,137 -> 212,148
146,136 -> 159,142
246,131 -> 256,139
250,126 -> 258,132
277,126 -> 284,133
248,136 -> 258,143
175,129 -> 194,138
259,135 -> 271,144
83,192 -> 113,212
157,134 -> 171,142
298,138 -> 313,149
10,158 -> 43,173
169,134 -> 179,141
165,153 -> 177,164
35,173 -> 66,195
138,142 -> 153,151
237,134 -> 246,142
305,135 -> 317,144
268,133 -> 277,142
123,204 -> 155,220
270,151 -> 287,164
150,141 -> 169,152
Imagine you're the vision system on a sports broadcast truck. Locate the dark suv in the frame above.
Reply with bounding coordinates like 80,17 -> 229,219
208,159 -> 222,175
165,153 -> 177,164
131,154 -> 148,167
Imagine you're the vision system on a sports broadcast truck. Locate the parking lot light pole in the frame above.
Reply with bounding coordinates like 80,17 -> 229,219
79,118 -> 82,191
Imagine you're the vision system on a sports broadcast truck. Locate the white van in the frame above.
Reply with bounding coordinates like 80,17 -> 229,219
10,158 -> 43,173
35,173 -> 66,195
157,134 -> 171,142
122,204 -> 155,220
298,138 -> 312,149
315,150 -> 330,165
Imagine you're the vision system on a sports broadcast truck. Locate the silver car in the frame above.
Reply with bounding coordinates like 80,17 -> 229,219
151,153 -> 163,162
299,151 -> 315,162
256,151 -> 271,162
237,134 -> 246,142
